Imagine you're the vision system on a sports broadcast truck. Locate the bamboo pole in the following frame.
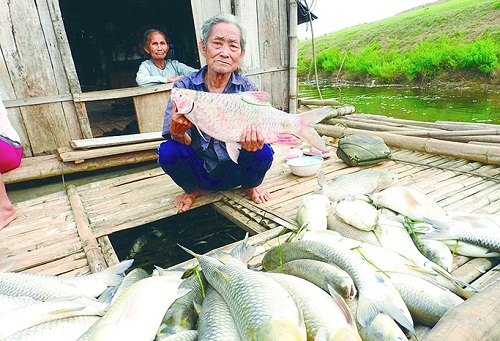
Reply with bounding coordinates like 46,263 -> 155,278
288,0 -> 298,114
67,185 -> 107,273
299,98 -> 340,106
315,124 -> 500,165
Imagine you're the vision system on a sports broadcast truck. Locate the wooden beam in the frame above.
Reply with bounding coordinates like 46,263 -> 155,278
57,141 -> 160,162
71,132 -> 163,149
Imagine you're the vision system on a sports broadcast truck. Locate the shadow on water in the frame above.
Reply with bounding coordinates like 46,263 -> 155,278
300,83 -> 500,125
109,206 -> 246,273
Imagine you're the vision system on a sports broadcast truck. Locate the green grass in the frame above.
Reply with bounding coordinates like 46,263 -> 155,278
298,0 -> 500,84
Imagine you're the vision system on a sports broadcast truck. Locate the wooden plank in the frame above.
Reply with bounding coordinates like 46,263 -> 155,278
57,141 -> 160,162
133,91 -> 170,133
212,201 -> 268,234
3,151 -> 158,184
71,132 -> 163,149
73,84 -> 172,102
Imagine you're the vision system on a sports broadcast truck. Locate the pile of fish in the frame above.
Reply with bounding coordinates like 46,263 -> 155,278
2,169 -> 499,341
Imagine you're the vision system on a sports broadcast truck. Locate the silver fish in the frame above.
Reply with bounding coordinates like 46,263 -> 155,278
424,217 -> 500,254
270,258 -> 356,300
85,272 -> 187,341
171,87 -> 331,163
315,170 -> 398,203
0,297 -> 104,340
301,230 -> 474,299
371,186 -> 453,224
387,272 -> 463,327
261,239 -> 415,334
296,194 -> 333,231
181,245 -> 307,340
155,330 -> 198,341
264,272 -> 361,341
346,298 -> 407,341
5,315 -> 99,341
157,271 -> 206,337
327,215 -> 382,247
335,196 -> 379,231
197,285 -> 241,341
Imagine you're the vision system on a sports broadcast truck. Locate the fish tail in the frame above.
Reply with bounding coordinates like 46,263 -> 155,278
429,262 -> 479,293
298,107 -> 331,151
98,259 -> 134,286
357,292 -> 415,335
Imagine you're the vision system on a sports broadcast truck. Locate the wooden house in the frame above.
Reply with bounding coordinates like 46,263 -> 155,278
1,0 -> 302,184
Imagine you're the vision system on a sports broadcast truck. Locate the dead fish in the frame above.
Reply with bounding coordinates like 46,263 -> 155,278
261,239 -> 416,335
424,217 -> 500,254
296,194 -> 334,231
85,271 -> 187,341
301,230 -> 474,299
371,186 -> 453,224
315,170 -> 398,203
346,298 -> 407,341
449,211 -> 500,228
171,87 -> 331,163
270,258 -> 356,300
418,239 -> 454,272
387,272 -> 464,327
263,272 -> 361,341
157,271 -> 206,337
156,330 -> 198,341
327,215 -> 382,247
180,245 -> 307,340
197,285 -> 241,341
4,315 -> 100,341
0,297 -> 104,340
335,196 -> 379,231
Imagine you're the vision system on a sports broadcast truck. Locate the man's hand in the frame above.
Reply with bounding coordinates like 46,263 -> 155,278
170,103 -> 192,145
240,126 -> 264,151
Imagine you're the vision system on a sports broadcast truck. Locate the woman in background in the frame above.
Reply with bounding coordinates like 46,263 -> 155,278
0,95 -> 23,230
136,29 -> 197,86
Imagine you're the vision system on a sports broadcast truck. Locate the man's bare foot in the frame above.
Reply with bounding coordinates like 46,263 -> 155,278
174,189 -> 204,212
245,187 -> 271,204
0,205 -> 17,231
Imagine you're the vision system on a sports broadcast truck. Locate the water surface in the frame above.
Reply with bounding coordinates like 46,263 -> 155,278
299,83 -> 500,125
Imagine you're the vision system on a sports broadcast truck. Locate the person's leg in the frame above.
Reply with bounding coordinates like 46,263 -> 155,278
157,140 -> 209,212
238,144 -> 274,204
0,175 -> 17,230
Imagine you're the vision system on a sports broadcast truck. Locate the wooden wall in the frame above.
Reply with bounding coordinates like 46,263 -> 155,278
0,0 -> 292,158
191,0 -> 290,110
0,0 -> 90,157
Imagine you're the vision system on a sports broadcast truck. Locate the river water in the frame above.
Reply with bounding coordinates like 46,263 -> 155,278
299,83 -> 500,125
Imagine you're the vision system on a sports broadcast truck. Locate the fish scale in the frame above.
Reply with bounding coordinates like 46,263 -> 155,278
189,250 -> 306,340
172,88 -> 331,163
262,239 -> 416,335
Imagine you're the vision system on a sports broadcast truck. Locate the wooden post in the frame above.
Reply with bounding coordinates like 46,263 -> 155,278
67,185 -> 107,273
289,0 -> 298,114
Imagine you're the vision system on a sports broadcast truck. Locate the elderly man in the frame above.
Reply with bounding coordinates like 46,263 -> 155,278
157,14 -> 274,212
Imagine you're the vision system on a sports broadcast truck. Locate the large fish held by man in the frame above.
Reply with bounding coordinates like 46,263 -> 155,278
171,88 -> 332,163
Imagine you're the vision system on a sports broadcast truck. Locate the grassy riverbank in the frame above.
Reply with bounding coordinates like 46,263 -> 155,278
298,0 -> 500,88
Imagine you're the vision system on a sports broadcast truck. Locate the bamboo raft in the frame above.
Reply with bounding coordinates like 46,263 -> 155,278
1,114 -> 500,339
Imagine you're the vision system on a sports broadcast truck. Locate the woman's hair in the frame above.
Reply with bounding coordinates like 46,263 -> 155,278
142,28 -> 168,47
200,14 -> 246,50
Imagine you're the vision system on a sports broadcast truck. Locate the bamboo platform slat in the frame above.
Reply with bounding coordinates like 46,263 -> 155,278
1,116 -> 499,340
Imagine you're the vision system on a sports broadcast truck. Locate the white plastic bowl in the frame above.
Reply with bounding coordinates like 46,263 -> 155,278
286,156 -> 324,177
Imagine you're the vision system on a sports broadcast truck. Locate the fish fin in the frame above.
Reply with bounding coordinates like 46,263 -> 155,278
239,91 -> 271,105
428,262 -> 479,293
327,284 -> 357,329
226,142 -> 241,164
314,327 -> 327,341
229,233 -> 256,265
357,292 -> 415,335
297,107 -> 332,151
316,170 -> 326,189
275,133 -> 302,147
94,259 -> 134,286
